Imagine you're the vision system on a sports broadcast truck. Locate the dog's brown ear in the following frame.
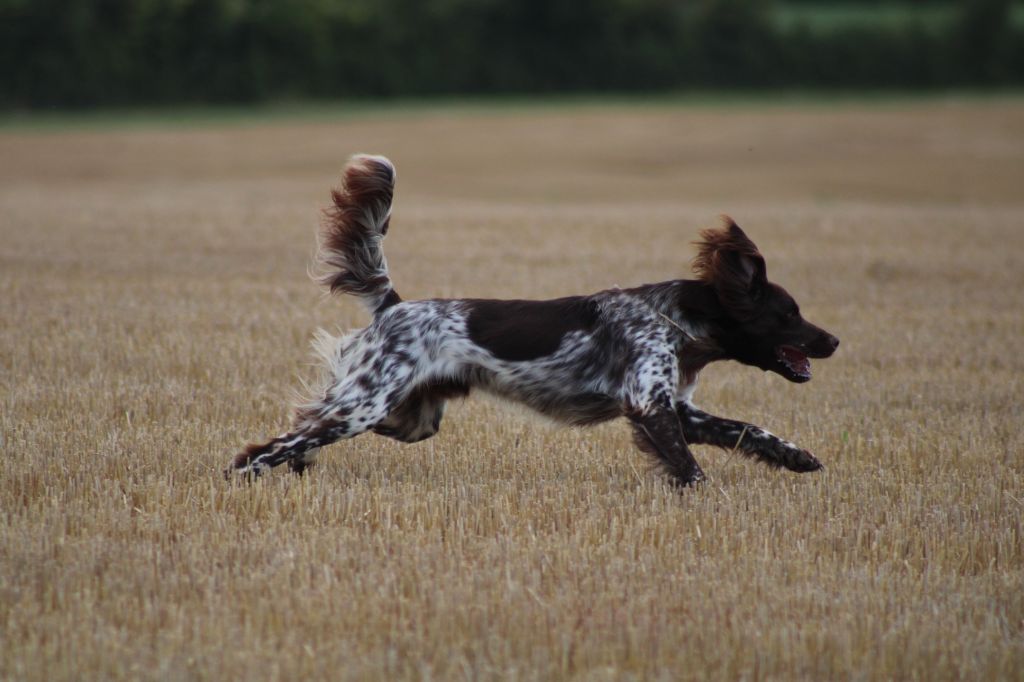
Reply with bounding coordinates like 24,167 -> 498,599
692,216 -> 767,317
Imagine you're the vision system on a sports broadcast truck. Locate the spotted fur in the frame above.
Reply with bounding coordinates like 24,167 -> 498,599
229,155 -> 839,487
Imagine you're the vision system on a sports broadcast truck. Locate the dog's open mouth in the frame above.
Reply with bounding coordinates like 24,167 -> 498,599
776,345 -> 811,381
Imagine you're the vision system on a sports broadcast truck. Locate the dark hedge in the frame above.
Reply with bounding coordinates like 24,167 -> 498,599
1,0 -> 1019,108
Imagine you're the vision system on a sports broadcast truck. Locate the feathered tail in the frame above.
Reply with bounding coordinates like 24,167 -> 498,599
316,154 -> 401,313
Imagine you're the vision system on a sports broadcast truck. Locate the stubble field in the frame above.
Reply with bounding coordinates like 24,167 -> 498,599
2,98 -> 1023,681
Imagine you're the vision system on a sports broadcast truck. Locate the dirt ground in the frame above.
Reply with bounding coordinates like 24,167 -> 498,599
2,98 -> 1022,680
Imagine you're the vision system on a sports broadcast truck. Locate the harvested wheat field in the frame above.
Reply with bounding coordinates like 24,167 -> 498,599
2,98 -> 1023,681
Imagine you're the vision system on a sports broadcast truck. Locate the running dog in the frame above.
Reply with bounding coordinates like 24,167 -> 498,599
229,155 -> 839,487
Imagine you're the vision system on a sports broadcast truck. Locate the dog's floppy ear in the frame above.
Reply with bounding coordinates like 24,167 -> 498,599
692,216 -> 767,317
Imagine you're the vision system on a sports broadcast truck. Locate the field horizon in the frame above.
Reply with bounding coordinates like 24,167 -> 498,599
2,98 -> 1022,680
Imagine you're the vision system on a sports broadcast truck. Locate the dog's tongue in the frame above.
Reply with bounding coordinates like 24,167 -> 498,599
779,345 -> 811,375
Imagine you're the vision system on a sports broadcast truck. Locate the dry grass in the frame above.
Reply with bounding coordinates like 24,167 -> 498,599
2,99 -> 1023,681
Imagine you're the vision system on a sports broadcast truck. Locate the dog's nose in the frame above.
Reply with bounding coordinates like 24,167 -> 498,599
828,335 -> 840,351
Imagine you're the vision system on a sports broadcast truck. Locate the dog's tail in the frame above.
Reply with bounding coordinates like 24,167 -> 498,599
316,154 -> 401,314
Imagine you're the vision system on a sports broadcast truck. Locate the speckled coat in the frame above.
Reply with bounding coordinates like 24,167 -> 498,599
230,155 -> 839,487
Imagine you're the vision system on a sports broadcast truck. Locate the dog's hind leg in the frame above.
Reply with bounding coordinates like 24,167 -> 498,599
229,421 -> 341,477
372,380 -> 470,444
676,403 -> 822,472
373,393 -> 446,444
228,407 -> 378,477
228,375 -> 412,477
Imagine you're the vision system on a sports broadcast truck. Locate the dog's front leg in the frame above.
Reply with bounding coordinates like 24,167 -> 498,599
628,403 -> 705,487
676,403 -> 822,472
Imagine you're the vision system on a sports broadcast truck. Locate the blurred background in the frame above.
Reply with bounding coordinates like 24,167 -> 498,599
2,0 -> 1021,110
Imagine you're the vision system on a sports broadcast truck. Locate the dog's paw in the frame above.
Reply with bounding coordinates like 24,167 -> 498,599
224,460 -> 266,481
788,449 -> 823,473
666,466 -> 706,489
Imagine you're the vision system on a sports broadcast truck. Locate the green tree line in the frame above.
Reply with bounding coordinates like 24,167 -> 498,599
1,0 -> 1020,109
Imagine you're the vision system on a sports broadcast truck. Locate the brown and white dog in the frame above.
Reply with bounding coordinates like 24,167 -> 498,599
229,155 -> 839,487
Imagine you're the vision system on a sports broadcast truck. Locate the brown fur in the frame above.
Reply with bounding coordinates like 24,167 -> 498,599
317,155 -> 398,306
692,216 -> 768,320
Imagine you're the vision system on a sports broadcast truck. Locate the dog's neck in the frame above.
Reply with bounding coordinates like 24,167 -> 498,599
625,280 -> 728,375
624,279 -> 718,329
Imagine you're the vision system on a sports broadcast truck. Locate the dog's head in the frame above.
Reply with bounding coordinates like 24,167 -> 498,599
692,217 -> 839,383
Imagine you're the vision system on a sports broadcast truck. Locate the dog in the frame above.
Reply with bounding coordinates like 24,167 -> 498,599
229,154 -> 839,487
